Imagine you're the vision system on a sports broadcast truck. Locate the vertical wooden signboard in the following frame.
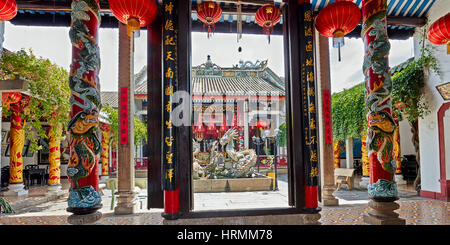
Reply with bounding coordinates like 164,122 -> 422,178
162,0 -> 179,220
299,1 -> 319,210
323,90 -> 332,144
120,87 -> 128,145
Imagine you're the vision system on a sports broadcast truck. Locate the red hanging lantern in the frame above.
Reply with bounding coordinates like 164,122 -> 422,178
108,0 -> 158,37
0,0 -> 17,21
427,13 -> 450,55
196,1 -> 223,38
315,0 -> 361,62
255,4 -> 281,43
256,120 -> 268,129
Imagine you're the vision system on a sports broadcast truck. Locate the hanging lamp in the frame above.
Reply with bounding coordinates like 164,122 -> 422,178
108,0 -> 158,37
427,13 -> 450,55
255,4 -> 281,44
314,0 -> 361,62
197,0 -> 223,39
0,0 -> 17,21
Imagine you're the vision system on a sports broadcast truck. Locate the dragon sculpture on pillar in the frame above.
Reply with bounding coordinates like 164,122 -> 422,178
66,0 -> 102,214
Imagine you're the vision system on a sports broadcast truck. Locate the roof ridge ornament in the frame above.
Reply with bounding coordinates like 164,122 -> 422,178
239,59 -> 268,69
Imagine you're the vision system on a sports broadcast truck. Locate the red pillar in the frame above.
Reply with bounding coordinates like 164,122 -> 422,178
66,0 -> 102,215
362,0 -> 398,200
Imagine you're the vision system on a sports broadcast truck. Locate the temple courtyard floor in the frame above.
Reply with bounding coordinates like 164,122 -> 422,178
0,175 -> 449,225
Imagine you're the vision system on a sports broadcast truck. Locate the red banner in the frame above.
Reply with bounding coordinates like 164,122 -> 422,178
120,87 -> 128,145
323,90 -> 332,144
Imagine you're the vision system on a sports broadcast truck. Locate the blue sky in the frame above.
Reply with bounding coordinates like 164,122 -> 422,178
3,21 -> 413,93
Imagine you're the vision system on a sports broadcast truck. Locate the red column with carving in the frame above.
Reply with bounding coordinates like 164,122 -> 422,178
362,0 -> 398,200
66,0 -> 102,215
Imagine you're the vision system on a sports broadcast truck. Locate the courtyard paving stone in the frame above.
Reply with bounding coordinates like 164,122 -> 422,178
0,176 -> 448,225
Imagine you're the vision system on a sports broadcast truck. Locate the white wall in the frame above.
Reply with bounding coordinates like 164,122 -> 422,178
399,119 -> 416,156
413,0 -> 450,193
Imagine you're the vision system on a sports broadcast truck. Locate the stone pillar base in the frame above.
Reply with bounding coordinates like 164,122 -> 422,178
363,200 -> 405,225
163,213 -> 321,225
395,174 -> 407,185
321,185 -> 339,206
100,175 -> 109,182
1,183 -> 28,197
46,184 -> 65,197
359,177 -> 370,190
67,211 -> 102,225
114,191 -> 137,215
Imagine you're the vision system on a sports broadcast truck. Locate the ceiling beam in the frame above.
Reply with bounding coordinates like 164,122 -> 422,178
217,0 -> 274,6
386,16 -> 426,28
15,1 -> 426,28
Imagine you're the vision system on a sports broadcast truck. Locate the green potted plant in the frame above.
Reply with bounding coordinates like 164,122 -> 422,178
0,197 -> 14,214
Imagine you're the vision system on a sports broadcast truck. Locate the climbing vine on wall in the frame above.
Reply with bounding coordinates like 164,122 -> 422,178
391,48 -> 438,122
331,83 -> 367,142
0,49 -> 70,152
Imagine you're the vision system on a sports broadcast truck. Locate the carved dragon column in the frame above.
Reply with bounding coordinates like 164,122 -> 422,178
6,95 -> 30,197
362,0 -> 405,225
66,0 -> 102,222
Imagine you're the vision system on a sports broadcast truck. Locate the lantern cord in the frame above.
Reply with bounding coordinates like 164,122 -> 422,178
338,43 -> 341,62
237,1 -> 242,43
131,33 -> 136,53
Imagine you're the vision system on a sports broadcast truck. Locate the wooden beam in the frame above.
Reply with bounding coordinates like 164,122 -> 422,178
386,16 -> 426,28
282,5 -> 295,207
218,0 -> 274,6
16,0 -> 111,12
177,0 -> 194,215
147,14 -> 164,209
16,1 -> 426,28
0,79 -> 28,92
286,0 -> 305,211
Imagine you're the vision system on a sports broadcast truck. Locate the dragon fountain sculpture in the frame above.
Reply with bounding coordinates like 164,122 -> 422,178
193,128 -> 257,179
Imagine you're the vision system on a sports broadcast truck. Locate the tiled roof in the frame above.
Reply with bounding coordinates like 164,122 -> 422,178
134,66 -> 147,95
390,57 -> 414,74
100,91 -> 118,109
192,76 -> 284,96
132,57 -> 285,97
135,80 -> 147,95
